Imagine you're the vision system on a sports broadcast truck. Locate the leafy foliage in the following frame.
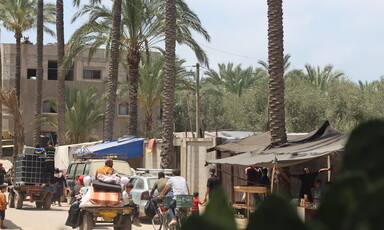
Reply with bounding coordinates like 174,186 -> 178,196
34,87 -> 103,144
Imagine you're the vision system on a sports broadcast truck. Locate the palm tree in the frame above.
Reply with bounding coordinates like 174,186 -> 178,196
0,88 -> 24,162
138,56 -> 164,137
56,0 -> 66,145
0,0 -> 55,104
33,0 -> 44,146
304,64 -> 345,90
204,63 -> 259,97
0,45 -> 2,158
104,0 -> 122,141
267,0 -> 287,147
65,0 -> 210,138
33,87 -> 104,144
161,0 -> 177,169
65,87 -> 104,143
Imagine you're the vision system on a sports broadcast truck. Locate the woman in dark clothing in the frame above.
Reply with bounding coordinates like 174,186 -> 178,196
52,168 -> 67,206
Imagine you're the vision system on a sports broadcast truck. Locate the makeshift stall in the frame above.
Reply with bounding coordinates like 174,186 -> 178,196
206,121 -> 348,219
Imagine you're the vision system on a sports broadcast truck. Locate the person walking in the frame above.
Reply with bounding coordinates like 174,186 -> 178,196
52,168 -> 67,206
0,164 -> 6,185
191,192 -> 204,215
158,169 -> 189,227
204,168 -> 220,202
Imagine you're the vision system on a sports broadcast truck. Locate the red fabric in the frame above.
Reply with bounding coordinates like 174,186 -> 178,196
89,187 -> 122,206
77,176 -> 85,185
147,138 -> 156,149
191,198 -> 202,211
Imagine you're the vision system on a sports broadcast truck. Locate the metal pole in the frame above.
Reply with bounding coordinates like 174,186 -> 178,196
195,63 -> 200,138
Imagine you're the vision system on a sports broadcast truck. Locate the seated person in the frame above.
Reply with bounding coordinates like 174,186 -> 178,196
122,183 -> 141,227
313,179 -> 323,204
34,144 -> 45,154
95,159 -> 114,179
71,176 -> 85,202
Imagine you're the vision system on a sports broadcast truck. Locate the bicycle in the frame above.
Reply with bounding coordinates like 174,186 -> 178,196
151,195 -> 192,230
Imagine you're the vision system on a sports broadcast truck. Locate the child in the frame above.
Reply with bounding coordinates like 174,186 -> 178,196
313,179 -> 323,204
122,183 -> 141,227
191,192 -> 204,215
0,184 -> 8,229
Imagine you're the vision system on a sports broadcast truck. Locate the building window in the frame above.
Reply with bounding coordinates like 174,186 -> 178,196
65,68 -> 74,81
42,100 -> 56,113
27,69 -> 36,79
83,70 -> 101,79
48,61 -> 57,80
119,103 -> 128,116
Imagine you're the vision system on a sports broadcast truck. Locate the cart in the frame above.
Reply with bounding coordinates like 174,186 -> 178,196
8,184 -> 53,209
79,206 -> 133,230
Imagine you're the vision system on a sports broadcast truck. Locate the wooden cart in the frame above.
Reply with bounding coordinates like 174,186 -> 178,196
8,185 -> 53,210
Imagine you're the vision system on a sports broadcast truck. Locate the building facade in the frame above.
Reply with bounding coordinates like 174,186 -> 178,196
0,43 -> 161,148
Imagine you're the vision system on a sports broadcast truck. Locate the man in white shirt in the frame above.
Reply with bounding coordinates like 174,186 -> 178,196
158,169 -> 189,227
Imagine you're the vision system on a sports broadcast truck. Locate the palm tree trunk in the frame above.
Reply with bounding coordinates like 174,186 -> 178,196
103,0 -> 122,141
57,0 -> 66,145
33,0 -> 44,146
161,0 -> 177,169
15,33 -> 22,105
127,50 -> 141,136
145,109 -> 153,138
267,0 -> 287,146
0,46 -> 2,158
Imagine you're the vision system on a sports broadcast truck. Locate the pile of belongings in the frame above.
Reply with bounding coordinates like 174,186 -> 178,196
88,174 -> 126,207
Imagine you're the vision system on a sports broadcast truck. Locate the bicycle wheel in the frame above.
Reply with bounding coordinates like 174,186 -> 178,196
152,214 -> 162,230
162,211 -> 173,230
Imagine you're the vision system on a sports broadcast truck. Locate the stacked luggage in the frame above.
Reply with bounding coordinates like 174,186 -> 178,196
89,178 -> 123,206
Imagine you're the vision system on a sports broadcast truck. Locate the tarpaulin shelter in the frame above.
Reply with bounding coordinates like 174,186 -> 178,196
206,121 -> 347,168
74,137 -> 145,159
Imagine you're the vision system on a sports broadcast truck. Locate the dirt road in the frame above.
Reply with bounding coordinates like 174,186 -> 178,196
5,202 -> 154,230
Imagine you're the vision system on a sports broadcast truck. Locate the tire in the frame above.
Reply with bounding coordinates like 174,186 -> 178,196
43,194 -> 52,210
36,202 -> 43,209
152,215 -> 162,230
122,215 -> 132,230
162,211 -> 172,230
15,191 -> 24,209
114,215 -> 123,230
79,212 -> 93,230
8,192 -> 15,208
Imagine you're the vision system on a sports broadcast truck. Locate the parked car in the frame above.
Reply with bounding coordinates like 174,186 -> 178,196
65,159 -> 133,203
129,173 -> 168,217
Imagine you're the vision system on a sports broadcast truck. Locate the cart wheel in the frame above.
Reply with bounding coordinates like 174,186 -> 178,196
113,215 -> 123,230
14,191 -> 24,209
8,192 -> 15,208
122,215 -> 132,230
43,194 -> 52,210
36,202 -> 43,209
80,212 -> 94,230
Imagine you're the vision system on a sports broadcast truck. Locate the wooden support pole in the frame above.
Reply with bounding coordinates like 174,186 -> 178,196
271,164 -> 276,193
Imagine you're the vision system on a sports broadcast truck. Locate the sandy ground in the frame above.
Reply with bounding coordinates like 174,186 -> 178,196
5,202 -> 154,230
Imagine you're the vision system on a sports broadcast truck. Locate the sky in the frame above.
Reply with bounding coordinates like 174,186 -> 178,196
1,0 -> 384,82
